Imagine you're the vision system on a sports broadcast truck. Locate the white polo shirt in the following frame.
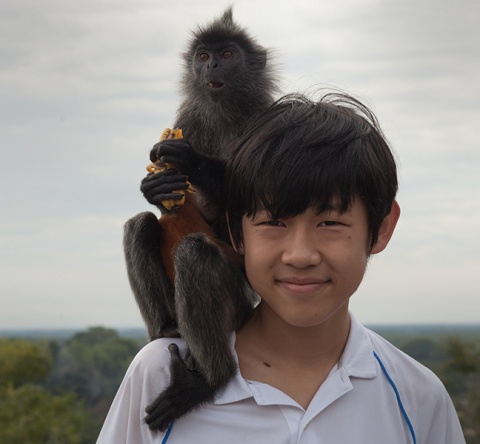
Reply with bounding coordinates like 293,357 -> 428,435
97,314 -> 465,444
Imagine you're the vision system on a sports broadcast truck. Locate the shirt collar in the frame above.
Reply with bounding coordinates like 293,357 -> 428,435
340,312 -> 378,379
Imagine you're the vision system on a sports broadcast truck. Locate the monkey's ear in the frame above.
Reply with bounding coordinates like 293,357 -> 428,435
226,212 -> 244,254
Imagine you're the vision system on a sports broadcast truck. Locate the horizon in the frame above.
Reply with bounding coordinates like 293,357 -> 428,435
2,321 -> 480,335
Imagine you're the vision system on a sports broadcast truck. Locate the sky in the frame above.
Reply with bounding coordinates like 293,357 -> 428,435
1,0 -> 479,330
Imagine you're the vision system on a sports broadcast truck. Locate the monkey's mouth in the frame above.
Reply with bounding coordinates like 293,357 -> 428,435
207,81 -> 225,89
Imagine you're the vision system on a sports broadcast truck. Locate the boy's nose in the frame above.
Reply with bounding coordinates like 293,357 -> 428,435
280,229 -> 321,268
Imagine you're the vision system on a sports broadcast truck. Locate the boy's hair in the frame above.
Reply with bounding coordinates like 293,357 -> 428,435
226,92 -> 398,251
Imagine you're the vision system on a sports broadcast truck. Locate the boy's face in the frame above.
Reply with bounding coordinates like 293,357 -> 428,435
240,199 -> 387,329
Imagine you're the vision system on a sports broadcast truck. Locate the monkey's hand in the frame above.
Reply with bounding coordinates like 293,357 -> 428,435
144,343 -> 216,432
140,169 -> 190,214
150,139 -> 225,198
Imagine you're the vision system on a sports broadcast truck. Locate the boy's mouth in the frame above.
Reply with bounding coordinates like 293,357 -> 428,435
277,277 -> 330,293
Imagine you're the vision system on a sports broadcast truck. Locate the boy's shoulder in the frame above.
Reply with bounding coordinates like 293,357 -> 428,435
365,326 -> 448,396
127,337 -> 186,380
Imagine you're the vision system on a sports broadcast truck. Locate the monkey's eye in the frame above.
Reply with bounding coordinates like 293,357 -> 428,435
222,50 -> 234,59
198,52 -> 210,62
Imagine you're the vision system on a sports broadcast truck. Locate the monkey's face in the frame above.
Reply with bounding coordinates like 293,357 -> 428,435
192,42 -> 247,101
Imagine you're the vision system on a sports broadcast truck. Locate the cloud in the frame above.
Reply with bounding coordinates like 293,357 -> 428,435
1,0 -> 479,329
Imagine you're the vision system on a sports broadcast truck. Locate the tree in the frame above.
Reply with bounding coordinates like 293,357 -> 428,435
445,337 -> 478,374
0,384 -> 86,444
0,339 -> 52,388
0,329 -> 142,443
0,339 -> 87,444
443,337 -> 480,444
401,337 -> 447,371
48,327 -> 141,442
51,327 -> 140,403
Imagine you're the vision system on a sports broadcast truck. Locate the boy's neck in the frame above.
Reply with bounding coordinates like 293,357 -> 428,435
235,303 -> 351,409
242,301 -> 350,355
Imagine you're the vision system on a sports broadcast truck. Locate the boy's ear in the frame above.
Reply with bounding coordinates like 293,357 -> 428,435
226,212 -> 244,254
370,200 -> 401,255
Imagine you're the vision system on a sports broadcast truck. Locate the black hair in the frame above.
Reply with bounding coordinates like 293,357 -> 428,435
226,92 -> 398,250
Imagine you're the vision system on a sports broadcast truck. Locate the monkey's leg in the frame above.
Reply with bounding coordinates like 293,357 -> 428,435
123,212 -> 178,339
144,233 -> 256,430
175,233 -> 255,383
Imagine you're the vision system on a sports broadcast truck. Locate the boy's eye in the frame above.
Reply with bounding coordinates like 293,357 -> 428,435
263,220 -> 284,227
319,220 -> 341,227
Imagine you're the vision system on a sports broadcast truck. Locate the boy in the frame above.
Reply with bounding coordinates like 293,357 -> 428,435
98,93 -> 465,443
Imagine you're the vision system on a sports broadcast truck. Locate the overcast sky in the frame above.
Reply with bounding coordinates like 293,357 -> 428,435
1,0 -> 479,330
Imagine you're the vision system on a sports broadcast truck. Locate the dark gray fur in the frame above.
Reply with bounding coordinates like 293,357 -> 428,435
123,7 -> 278,431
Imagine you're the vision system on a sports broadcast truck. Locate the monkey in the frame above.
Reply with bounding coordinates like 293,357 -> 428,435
122,8 -> 279,431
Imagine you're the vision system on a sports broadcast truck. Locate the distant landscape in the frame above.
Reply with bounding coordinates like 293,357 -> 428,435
0,327 -> 148,341
2,323 -> 480,341
1,324 -> 479,443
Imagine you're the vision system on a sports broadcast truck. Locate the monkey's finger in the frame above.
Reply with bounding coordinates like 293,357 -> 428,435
141,174 -> 190,192
149,193 -> 186,205
141,180 -> 190,196
142,177 -> 190,191
143,169 -> 189,183
146,168 -> 178,177
155,139 -> 191,153
150,139 -> 190,162
158,154 -> 191,170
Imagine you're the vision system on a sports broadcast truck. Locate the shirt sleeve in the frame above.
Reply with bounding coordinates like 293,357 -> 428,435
421,387 -> 466,444
96,338 -> 180,444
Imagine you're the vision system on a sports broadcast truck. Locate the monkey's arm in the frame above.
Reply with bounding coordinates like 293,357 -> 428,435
150,138 -> 226,206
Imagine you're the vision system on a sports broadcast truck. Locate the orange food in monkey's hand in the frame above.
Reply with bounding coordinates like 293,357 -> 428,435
146,128 -> 194,210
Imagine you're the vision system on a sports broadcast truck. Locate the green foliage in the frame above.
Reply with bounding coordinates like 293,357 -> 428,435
0,328 -> 142,444
50,327 -> 140,403
0,339 -> 87,444
0,384 -> 86,444
0,339 -> 53,388
442,338 -> 480,444
445,337 -> 478,374
47,327 -> 142,442
401,337 -> 447,372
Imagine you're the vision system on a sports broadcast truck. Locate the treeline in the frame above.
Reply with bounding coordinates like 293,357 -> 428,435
0,327 -> 479,443
392,335 -> 480,442
0,327 -> 144,444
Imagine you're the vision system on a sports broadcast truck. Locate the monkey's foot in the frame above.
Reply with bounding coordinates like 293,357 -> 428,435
144,343 -> 218,432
